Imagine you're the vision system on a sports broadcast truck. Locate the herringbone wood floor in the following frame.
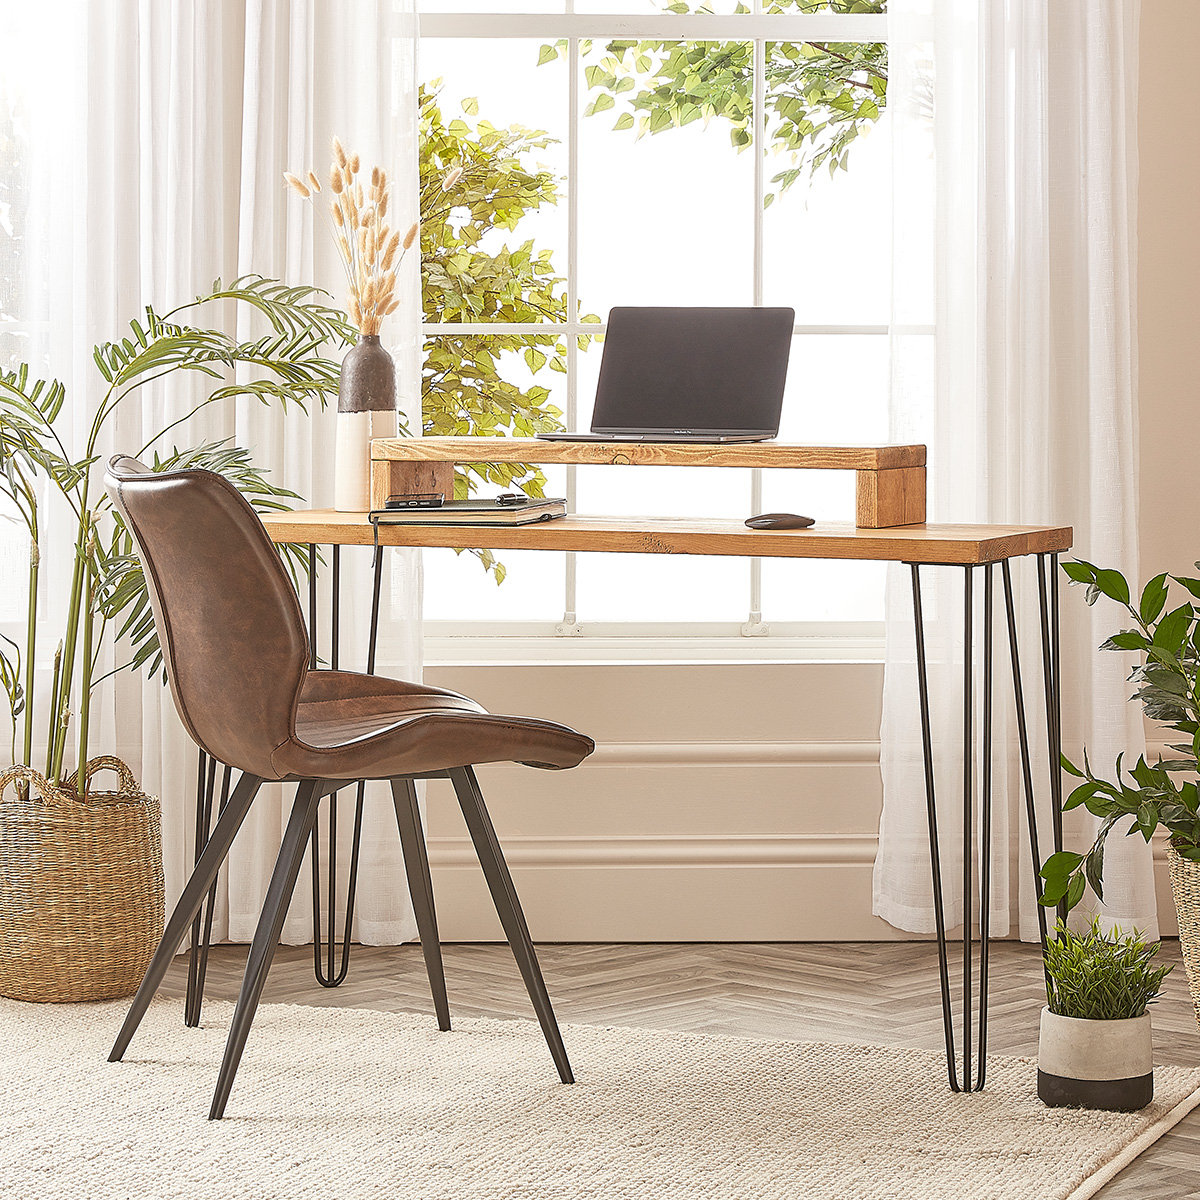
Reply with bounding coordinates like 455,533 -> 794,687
161,941 -> 1200,1198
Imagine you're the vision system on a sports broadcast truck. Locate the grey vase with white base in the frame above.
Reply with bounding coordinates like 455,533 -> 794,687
335,335 -> 396,511
1037,1007 -> 1154,1111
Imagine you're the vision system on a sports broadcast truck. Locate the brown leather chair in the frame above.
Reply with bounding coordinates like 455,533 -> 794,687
104,456 -> 594,1119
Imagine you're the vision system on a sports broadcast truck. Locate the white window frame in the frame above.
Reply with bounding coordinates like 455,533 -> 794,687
418,4 -> 890,661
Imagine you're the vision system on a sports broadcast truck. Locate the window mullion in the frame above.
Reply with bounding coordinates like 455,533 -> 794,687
559,22 -> 582,635
744,30 -> 768,637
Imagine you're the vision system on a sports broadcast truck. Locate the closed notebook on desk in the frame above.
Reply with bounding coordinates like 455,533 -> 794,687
370,498 -> 566,526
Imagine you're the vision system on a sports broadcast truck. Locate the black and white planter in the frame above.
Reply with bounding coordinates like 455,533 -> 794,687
1037,1007 -> 1154,1112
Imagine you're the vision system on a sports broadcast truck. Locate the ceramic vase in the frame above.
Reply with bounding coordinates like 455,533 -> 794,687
335,335 -> 396,511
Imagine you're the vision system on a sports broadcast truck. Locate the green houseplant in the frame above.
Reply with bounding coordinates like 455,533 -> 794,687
1038,918 -> 1170,1111
1038,558 -> 1200,1028
0,276 -> 350,786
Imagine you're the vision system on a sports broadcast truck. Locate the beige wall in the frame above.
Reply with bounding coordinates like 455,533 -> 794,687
424,7 -> 1199,942
1138,0 -> 1200,578
1138,0 -> 1200,935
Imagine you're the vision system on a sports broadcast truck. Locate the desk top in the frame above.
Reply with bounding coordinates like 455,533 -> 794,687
262,510 -> 1073,565
369,437 -> 926,471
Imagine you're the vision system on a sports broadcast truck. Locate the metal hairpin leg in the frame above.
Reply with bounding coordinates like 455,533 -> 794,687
184,756 -> 232,1026
309,544 -> 384,987
1037,552 -> 1069,927
911,555 -> 1063,1092
909,562 -> 994,1093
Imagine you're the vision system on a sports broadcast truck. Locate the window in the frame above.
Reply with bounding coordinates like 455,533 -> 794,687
418,2 -> 890,646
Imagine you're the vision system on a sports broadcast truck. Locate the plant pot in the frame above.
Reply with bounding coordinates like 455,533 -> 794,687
1037,1007 -> 1153,1111
335,335 -> 396,511
0,758 -> 164,1002
1169,846 -> 1200,1032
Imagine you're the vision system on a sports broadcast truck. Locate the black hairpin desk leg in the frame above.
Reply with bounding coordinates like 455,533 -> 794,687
310,545 -> 384,987
184,545 -> 385,1011
909,555 -> 1061,1092
184,755 -> 233,1026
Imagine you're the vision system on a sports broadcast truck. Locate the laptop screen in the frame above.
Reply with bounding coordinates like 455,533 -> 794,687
591,307 -> 794,436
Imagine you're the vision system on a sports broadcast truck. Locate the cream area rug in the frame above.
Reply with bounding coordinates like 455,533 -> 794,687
2,999 -> 1199,1200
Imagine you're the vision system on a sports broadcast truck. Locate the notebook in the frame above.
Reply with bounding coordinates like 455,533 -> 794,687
369,498 -> 566,526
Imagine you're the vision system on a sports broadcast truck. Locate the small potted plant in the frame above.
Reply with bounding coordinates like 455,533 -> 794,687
1039,918 -> 1171,1111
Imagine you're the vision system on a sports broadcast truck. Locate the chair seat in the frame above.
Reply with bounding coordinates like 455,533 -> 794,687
271,670 -> 594,780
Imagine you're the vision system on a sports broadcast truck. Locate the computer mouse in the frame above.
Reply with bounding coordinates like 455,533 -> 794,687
745,513 -> 816,530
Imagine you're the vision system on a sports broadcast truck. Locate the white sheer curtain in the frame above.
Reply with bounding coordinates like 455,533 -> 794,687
8,0 -> 423,945
874,0 -> 1152,941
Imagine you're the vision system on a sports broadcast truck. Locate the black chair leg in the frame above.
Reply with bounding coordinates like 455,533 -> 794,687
109,772 -> 264,1063
209,780 -> 321,1120
390,778 -> 451,1031
448,766 -> 573,1085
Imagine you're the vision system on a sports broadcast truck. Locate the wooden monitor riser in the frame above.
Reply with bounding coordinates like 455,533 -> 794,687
368,438 -> 928,530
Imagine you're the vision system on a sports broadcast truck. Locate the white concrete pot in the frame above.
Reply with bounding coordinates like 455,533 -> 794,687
1037,1007 -> 1154,1111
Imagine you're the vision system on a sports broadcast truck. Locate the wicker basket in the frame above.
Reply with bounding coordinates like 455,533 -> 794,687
1169,846 -> 1200,1032
0,756 -> 164,1002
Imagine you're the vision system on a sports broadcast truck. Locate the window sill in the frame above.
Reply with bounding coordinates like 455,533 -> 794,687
419,622 -> 885,667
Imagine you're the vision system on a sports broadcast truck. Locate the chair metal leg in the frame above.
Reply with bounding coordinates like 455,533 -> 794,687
391,778 -> 451,1031
209,779 -> 322,1120
109,772 -> 264,1062
449,766 -> 573,1085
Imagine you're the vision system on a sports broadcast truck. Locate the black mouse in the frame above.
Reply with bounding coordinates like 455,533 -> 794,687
745,513 -> 816,530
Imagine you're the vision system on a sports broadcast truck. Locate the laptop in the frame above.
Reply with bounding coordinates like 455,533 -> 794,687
537,306 -> 794,444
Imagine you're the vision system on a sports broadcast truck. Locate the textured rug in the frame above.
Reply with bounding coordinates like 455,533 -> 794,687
1,999 -> 1198,1200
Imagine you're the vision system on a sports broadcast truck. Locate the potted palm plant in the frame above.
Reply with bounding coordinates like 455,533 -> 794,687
1039,918 -> 1171,1111
0,276 -> 351,1001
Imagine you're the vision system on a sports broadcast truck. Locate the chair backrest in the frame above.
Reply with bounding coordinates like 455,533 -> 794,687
105,456 -> 308,779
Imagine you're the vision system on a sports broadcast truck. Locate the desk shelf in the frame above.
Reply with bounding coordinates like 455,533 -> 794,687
369,437 -> 928,529
263,511 -> 1072,566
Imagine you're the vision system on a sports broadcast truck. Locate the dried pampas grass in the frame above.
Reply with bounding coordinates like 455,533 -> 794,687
285,136 -> 463,337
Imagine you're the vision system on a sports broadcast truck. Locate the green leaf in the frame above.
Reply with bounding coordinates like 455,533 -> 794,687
1040,850 -> 1085,879
613,112 -> 635,131
1140,573 -> 1169,624
1065,873 -> 1087,911
1061,754 -> 1085,778
537,44 -> 558,67
1153,603 -> 1193,655
1094,568 -> 1131,606
1101,630 -> 1149,652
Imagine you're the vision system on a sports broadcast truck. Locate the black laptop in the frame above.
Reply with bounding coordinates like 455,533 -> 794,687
537,306 -> 794,444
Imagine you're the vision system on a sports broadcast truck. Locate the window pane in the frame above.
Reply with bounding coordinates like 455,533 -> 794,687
422,335 -> 568,621
762,39 -> 890,325
419,39 -> 567,324
577,40 -> 754,314
759,333 -> 888,622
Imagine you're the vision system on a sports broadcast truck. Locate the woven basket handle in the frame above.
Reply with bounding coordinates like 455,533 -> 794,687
64,755 -> 139,798
0,764 -> 74,806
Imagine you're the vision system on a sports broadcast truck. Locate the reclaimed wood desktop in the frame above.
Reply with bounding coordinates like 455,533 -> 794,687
259,441 -> 1072,1097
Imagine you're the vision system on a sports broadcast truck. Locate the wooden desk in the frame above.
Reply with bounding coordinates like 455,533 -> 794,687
265,510 -> 1070,565
260,501 -> 1072,1096
369,437 -> 929,528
